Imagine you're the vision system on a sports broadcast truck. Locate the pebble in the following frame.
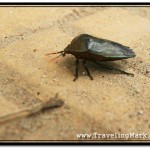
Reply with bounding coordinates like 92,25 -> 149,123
138,110 -> 144,115
53,79 -> 57,82
37,92 -> 40,95
83,90 -> 87,93
42,74 -> 46,78
33,49 -> 37,52
128,114 -> 133,118
10,53 -> 14,56
21,123 -> 32,131
146,70 -> 149,74
118,128 -> 122,132
144,120 -> 148,123
135,88 -> 141,93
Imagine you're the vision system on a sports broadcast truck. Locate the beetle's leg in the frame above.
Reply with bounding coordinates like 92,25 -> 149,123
73,59 -> 79,81
82,60 -> 93,80
95,62 -> 134,77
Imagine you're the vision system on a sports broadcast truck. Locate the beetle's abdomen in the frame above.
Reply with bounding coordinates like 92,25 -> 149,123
68,51 -> 129,61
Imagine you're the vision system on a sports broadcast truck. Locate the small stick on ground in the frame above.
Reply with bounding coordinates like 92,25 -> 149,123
0,94 -> 64,124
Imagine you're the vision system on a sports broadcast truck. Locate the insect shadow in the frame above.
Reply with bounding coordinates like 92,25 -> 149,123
58,56 -> 131,80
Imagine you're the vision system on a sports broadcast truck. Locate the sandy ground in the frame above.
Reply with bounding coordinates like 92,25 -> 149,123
0,6 -> 150,141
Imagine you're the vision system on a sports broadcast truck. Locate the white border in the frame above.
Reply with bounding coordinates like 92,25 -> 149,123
1,146 -> 150,150
0,0 -> 149,2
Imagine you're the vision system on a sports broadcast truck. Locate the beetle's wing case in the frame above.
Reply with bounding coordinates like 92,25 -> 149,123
87,35 -> 136,58
65,34 -> 135,58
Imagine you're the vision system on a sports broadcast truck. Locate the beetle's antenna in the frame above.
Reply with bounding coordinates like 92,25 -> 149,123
45,51 -> 64,56
48,54 -> 63,63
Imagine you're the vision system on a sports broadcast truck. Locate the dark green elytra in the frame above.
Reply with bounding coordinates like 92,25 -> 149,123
64,34 -> 136,61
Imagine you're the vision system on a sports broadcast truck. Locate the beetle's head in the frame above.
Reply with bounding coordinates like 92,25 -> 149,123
64,44 -> 72,54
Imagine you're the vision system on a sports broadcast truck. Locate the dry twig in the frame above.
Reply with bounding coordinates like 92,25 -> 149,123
0,94 -> 64,124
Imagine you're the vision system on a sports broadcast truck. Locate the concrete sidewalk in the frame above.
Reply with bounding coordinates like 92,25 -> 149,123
0,6 -> 150,141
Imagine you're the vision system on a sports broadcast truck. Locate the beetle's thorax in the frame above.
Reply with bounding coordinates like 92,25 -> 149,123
64,44 -> 72,53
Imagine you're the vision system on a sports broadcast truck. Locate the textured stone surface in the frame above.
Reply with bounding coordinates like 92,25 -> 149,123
0,6 -> 150,141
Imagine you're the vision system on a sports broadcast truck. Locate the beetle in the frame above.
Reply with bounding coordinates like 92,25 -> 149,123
46,34 -> 136,81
